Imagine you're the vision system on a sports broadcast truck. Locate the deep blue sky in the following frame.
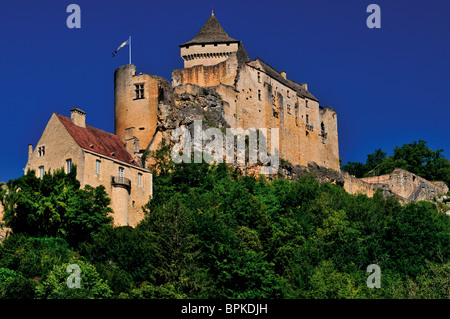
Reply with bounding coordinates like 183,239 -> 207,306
1,0 -> 449,182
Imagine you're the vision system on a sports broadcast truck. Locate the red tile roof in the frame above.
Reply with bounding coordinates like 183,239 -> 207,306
55,113 -> 141,168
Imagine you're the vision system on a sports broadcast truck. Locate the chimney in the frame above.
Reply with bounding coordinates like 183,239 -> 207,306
280,71 -> 287,79
301,83 -> 308,91
70,108 -> 86,128
28,144 -> 33,162
125,127 -> 135,141
125,127 -> 140,154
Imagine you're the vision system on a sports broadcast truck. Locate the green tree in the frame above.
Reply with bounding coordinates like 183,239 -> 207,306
0,234 -> 71,280
36,259 -> 112,299
391,140 -> 450,185
139,195 -> 209,297
0,167 -> 113,246
308,260 -> 363,299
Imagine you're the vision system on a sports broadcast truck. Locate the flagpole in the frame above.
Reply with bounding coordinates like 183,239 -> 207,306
129,35 -> 132,65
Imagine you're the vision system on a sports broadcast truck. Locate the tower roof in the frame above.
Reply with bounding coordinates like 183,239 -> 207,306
180,12 -> 239,47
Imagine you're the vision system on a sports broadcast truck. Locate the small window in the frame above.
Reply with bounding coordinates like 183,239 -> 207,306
214,43 -> 218,46
306,114 -> 309,124
226,43 -> 230,46
257,72 -> 261,83
305,100 -> 309,108
138,173 -> 143,187
39,166 -> 44,179
201,44 -> 205,47
66,159 -> 72,173
119,167 -> 123,183
96,160 -> 101,175
258,89 -> 261,101
134,83 -> 144,99
118,167 -> 124,183
38,146 -> 45,157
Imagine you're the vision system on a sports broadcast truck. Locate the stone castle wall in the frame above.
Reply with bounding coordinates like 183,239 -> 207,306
172,52 -> 239,88
170,55 -> 340,171
360,168 -> 449,201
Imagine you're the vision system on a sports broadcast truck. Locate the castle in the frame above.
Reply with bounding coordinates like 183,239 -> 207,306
115,11 -> 340,172
13,12 -> 449,229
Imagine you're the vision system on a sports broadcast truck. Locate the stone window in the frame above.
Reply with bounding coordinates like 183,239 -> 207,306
287,90 -> 290,98
305,99 -> 309,108
306,114 -> 309,124
138,173 -> 143,187
38,146 -> 45,157
66,159 -> 72,173
257,72 -> 261,83
96,160 -> 101,175
134,83 -> 144,99
321,122 -> 327,143
39,166 -> 44,179
287,104 -> 291,114
258,89 -> 261,101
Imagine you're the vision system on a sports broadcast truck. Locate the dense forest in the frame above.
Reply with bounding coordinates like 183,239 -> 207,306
0,142 -> 448,299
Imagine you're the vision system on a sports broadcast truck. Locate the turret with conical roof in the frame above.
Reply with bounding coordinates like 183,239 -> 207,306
179,11 -> 242,68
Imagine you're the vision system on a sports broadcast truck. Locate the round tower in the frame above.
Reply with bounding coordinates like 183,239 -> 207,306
114,64 -> 159,150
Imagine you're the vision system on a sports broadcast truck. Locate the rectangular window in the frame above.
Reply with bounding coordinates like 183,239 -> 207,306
39,166 -> 44,179
134,83 -> 144,99
38,146 -> 45,157
306,114 -> 309,124
305,99 -> 309,108
257,72 -> 261,83
118,167 -> 124,183
258,89 -> 261,101
96,160 -> 101,175
66,159 -> 72,173
138,173 -> 143,187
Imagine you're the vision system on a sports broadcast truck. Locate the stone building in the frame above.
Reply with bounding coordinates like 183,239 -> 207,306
24,108 -> 152,227
115,11 -> 340,171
